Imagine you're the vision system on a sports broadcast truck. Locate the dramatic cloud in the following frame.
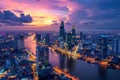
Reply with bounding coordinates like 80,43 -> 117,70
65,0 -> 120,30
0,10 -> 32,26
0,0 -> 120,30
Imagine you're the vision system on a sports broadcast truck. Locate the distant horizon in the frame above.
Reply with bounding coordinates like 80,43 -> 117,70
0,26 -> 120,32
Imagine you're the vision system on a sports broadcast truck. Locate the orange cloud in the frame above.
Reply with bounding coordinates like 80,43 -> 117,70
0,0 -> 93,27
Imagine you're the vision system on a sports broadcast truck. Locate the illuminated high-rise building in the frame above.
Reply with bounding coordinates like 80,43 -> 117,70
36,33 -> 41,42
59,37 -> 64,48
36,46 -> 44,66
112,36 -> 120,54
45,33 -> 50,45
36,46 -> 49,65
44,46 -> 49,64
98,35 -> 110,58
72,25 -> 76,38
36,46 -> 52,80
116,37 -> 120,54
66,32 -> 72,44
80,32 -> 83,41
112,38 -> 117,53
59,21 -> 65,40
14,35 -> 24,52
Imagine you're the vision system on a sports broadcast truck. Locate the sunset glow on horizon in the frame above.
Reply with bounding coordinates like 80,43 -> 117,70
0,0 -> 69,26
0,0 -> 120,30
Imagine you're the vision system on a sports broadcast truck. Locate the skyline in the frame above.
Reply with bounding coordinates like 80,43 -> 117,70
0,0 -> 120,31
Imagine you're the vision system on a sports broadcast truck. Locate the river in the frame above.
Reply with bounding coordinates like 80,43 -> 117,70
24,34 -> 120,80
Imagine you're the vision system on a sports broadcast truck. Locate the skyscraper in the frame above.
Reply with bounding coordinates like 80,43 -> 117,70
66,32 -> 72,44
36,46 -> 52,80
72,25 -> 76,38
112,36 -> 120,54
14,35 -> 24,52
44,46 -> 49,64
36,33 -> 41,42
45,33 -> 50,45
112,38 -> 117,54
36,46 -> 45,65
59,37 -> 64,48
36,46 -> 49,65
59,21 -> 65,40
98,35 -> 110,58
116,37 -> 120,54
80,32 -> 83,41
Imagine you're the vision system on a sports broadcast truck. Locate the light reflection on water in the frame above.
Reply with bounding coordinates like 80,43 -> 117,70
49,49 -> 120,80
24,35 -> 120,80
24,34 -> 37,55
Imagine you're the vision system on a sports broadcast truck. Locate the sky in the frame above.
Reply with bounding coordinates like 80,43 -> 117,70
0,0 -> 120,31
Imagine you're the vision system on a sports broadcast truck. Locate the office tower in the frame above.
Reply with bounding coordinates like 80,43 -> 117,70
45,33 -> 50,45
36,46 -> 49,65
66,32 -> 72,44
72,25 -> 76,39
59,37 -> 64,48
36,33 -> 41,42
36,46 -> 45,65
80,32 -> 83,41
116,37 -> 120,54
112,37 -> 120,54
36,46 -> 52,80
78,40 -> 83,51
18,35 -> 24,51
14,35 -> 24,52
98,35 -> 109,58
112,39 -> 117,53
44,46 -> 49,64
118,38 -> 120,54
59,21 -> 65,40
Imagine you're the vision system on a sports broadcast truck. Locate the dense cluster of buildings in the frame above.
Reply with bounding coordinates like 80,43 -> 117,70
78,33 -> 120,57
36,33 -> 72,80
36,46 -> 54,80
0,33 -> 34,80
0,21 -> 120,79
59,21 -> 78,50
57,21 -> 120,59
36,33 -> 50,46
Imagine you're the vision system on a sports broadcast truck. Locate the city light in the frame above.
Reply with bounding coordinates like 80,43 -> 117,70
0,0 -> 120,80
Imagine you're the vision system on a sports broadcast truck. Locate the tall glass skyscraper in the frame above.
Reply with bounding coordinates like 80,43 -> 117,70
59,21 -> 65,40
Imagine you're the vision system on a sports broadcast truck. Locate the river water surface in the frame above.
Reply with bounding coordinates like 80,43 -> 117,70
24,34 -> 120,80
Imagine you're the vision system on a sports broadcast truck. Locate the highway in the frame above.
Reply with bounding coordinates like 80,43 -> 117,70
54,67 -> 79,80
25,49 -> 38,80
31,63 -> 38,80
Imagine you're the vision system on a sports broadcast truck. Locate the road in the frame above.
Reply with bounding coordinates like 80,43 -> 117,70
54,67 -> 79,80
25,49 -> 38,80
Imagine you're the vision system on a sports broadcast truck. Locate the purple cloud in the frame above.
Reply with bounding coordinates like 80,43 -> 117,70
0,10 -> 32,26
0,0 -> 120,30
